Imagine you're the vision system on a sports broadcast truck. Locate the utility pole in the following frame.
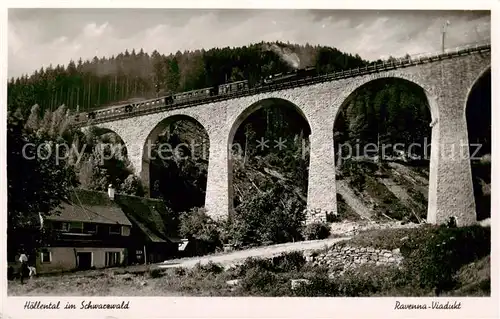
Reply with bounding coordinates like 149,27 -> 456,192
441,20 -> 451,53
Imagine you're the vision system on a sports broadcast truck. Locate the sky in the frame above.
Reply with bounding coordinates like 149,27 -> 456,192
8,9 -> 491,79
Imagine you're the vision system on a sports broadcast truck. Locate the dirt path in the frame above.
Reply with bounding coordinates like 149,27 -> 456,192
337,180 -> 373,220
157,237 -> 351,269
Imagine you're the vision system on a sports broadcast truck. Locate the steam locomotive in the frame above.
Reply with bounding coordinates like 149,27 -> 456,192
75,67 -> 318,124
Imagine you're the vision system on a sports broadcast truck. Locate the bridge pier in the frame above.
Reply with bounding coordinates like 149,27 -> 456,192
427,98 -> 476,226
204,127 -> 231,220
306,121 -> 338,215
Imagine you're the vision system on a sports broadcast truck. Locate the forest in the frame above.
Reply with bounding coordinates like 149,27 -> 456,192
7,41 -> 368,115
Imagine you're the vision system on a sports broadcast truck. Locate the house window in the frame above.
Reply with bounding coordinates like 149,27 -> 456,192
109,225 -> 121,235
68,222 -> 83,233
83,223 -> 97,234
40,249 -> 51,263
105,252 -> 121,267
53,222 -> 70,232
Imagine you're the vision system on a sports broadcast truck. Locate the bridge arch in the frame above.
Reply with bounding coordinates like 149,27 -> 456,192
227,97 -> 313,214
333,72 -> 439,125
228,98 -> 312,146
465,66 -> 491,221
464,65 -> 491,112
79,126 -> 129,157
333,74 -> 439,223
77,126 -> 134,191
141,114 -> 210,200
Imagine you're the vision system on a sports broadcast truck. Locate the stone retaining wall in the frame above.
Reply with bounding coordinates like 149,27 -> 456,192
305,244 -> 403,274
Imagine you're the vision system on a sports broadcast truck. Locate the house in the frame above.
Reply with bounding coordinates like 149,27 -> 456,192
35,187 -> 179,274
113,192 -> 181,264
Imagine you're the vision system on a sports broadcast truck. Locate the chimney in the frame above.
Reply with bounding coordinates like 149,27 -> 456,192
108,184 -> 115,200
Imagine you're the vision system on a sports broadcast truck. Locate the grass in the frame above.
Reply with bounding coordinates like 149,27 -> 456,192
335,225 -> 433,250
444,256 -> 490,296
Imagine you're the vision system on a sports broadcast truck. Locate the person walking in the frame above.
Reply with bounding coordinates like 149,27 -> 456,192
19,251 -> 28,284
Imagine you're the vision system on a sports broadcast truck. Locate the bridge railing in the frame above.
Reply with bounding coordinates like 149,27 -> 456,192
79,41 -> 490,126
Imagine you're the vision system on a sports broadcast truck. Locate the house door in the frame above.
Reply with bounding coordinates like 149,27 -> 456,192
77,252 -> 92,270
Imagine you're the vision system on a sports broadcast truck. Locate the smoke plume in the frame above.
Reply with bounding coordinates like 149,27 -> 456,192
263,43 -> 301,69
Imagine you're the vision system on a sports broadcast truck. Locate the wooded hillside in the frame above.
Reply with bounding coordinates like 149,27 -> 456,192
7,41 -> 368,115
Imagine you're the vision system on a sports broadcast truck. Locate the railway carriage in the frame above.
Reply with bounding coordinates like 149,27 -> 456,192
74,67 -> 316,125
218,80 -> 248,95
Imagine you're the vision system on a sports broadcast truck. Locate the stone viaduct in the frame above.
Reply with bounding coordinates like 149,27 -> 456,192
83,45 -> 490,226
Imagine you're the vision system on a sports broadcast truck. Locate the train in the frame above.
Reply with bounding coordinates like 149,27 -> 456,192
73,67 -> 318,124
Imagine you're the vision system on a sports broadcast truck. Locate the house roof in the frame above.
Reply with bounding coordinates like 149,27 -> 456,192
47,189 -> 132,226
47,188 -> 180,243
114,193 -> 181,243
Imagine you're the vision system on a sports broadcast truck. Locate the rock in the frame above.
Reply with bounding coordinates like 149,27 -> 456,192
383,252 -> 392,258
224,264 -> 236,271
388,257 -> 396,262
392,248 -> 400,254
303,251 -> 314,257
305,255 -> 314,262
140,281 -> 147,286
226,279 -> 240,286
291,279 -> 311,290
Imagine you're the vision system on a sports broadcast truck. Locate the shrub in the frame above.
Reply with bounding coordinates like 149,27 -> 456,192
340,159 -> 376,193
229,184 -> 306,247
272,251 -> 307,272
148,268 -> 165,279
335,266 -> 399,297
303,222 -> 330,240
401,225 -> 490,295
178,207 -> 222,253
173,267 -> 186,276
240,268 -> 278,295
191,261 -> 224,275
292,274 -> 336,296
346,226 -> 426,250
237,257 -> 275,276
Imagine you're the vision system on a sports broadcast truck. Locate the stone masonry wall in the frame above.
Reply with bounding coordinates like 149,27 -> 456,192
305,244 -> 404,274
304,208 -> 330,224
